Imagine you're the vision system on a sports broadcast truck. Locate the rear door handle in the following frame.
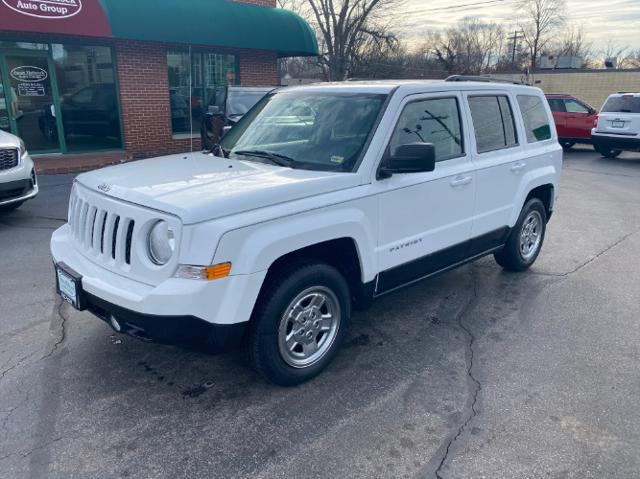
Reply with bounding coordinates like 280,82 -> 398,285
511,162 -> 526,172
450,175 -> 473,187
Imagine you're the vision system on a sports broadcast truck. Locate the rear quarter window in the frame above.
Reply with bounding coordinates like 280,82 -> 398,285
602,96 -> 640,114
517,95 -> 553,143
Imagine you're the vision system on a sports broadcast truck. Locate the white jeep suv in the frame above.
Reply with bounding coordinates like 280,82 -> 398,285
592,92 -> 640,158
51,80 -> 562,385
0,130 -> 38,211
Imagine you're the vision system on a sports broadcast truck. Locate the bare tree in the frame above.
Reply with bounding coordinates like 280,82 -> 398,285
551,25 -> 593,66
425,18 -> 505,75
623,49 -> 640,69
599,40 -> 629,68
305,0 -> 401,80
516,0 -> 567,70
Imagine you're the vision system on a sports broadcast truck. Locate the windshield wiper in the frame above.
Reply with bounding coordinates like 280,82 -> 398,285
233,150 -> 296,167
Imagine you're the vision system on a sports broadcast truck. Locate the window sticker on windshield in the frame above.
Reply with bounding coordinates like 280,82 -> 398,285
330,155 -> 345,164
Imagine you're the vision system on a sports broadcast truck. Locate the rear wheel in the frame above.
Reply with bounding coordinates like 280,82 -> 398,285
595,146 -> 622,158
247,261 -> 351,386
494,198 -> 547,272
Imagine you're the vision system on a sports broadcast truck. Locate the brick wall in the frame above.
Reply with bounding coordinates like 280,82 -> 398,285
496,70 -> 640,109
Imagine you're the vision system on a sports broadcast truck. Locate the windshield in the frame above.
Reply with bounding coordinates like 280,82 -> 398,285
602,96 -> 640,114
227,90 -> 271,118
221,91 -> 387,172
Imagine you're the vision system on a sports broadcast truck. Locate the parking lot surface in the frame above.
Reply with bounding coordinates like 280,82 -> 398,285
1,148 -> 640,479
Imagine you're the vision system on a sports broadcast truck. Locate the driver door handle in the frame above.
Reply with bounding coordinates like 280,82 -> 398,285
450,175 -> 473,187
511,162 -> 526,172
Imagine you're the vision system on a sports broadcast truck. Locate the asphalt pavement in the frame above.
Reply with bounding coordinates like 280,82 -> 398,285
1,147 -> 639,479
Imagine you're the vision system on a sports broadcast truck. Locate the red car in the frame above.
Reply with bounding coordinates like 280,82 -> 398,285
546,94 -> 598,150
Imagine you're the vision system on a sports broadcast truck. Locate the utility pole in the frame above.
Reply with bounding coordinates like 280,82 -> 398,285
511,30 -> 524,68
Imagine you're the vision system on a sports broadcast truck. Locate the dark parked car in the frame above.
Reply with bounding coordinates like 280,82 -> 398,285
39,84 -> 120,141
200,85 -> 275,150
546,93 -> 598,150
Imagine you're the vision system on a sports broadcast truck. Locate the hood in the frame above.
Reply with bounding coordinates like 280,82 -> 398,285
76,152 -> 360,224
0,129 -> 20,148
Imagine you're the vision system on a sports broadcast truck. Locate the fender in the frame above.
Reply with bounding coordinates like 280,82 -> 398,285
510,163 -> 559,226
214,200 -> 377,282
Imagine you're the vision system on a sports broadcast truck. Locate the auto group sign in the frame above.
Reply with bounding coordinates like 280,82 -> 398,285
0,0 -> 111,37
2,0 -> 82,19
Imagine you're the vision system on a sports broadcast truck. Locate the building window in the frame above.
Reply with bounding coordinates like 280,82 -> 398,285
167,50 -> 237,136
52,44 -> 122,151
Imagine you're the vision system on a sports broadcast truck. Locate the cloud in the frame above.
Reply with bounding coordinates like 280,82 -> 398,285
396,0 -> 640,50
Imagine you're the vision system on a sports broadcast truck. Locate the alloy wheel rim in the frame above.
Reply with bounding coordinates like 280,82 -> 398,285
277,286 -> 341,368
519,210 -> 543,261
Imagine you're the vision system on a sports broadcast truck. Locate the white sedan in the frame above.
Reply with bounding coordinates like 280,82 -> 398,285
0,130 -> 38,212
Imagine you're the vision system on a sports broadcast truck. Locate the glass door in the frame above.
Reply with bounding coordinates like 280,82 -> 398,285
0,73 -> 11,132
0,52 -> 61,152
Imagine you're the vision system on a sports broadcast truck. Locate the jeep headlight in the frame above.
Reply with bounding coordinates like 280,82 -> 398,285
147,220 -> 175,265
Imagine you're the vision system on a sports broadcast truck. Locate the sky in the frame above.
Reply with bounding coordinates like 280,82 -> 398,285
395,0 -> 640,53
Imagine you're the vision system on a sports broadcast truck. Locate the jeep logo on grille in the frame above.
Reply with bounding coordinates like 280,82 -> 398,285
97,183 -> 111,193
2,0 -> 82,19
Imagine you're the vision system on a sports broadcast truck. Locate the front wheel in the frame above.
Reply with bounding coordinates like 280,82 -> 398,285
494,198 -> 547,272
247,262 -> 351,386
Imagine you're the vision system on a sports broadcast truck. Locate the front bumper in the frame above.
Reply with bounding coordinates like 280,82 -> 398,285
592,133 -> 640,151
51,224 -> 267,347
84,292 -> 247,351
0,173 -> 38,206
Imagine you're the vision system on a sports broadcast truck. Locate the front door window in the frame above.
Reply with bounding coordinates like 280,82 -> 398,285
4,55 -> 59,151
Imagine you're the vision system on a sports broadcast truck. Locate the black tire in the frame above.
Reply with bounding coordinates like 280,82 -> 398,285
247,261 -> 351,386
0,201 -> 23,212
494,198 -> 547,272
561,141 -> 575,151
595,146 -> 622,158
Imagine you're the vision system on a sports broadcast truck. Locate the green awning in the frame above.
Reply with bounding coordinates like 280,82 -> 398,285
98,0 -> 318,57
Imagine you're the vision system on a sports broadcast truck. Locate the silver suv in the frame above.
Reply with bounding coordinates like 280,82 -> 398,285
592,93 -> 640,158
0,130 -> 38,211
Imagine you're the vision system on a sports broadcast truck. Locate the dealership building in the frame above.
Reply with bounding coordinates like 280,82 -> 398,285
0,0 -> 317,164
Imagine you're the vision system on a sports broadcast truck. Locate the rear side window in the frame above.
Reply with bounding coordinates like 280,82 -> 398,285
468,96 -> 518,153
547,98 -> 566,112
602,96 -> 640,114
517,95 -> 553,143
390,97 -> 464,162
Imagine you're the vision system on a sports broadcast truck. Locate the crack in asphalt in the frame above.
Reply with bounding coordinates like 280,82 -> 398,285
532,227 -> 640,278
425,265 -> 481,479
39,299 -> 68,361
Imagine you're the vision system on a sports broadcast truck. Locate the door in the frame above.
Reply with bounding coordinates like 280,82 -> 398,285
465,92 -> 525,246
563,98 -> 595,139
376,93 -> 476,293
547,98 -> 568,138
1,53 -> 61,152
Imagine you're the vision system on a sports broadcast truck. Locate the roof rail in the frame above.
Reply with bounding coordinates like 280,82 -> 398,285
445,75 -> 525,85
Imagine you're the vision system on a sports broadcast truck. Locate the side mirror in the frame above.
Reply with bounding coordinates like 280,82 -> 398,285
380,143 -> 436,178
